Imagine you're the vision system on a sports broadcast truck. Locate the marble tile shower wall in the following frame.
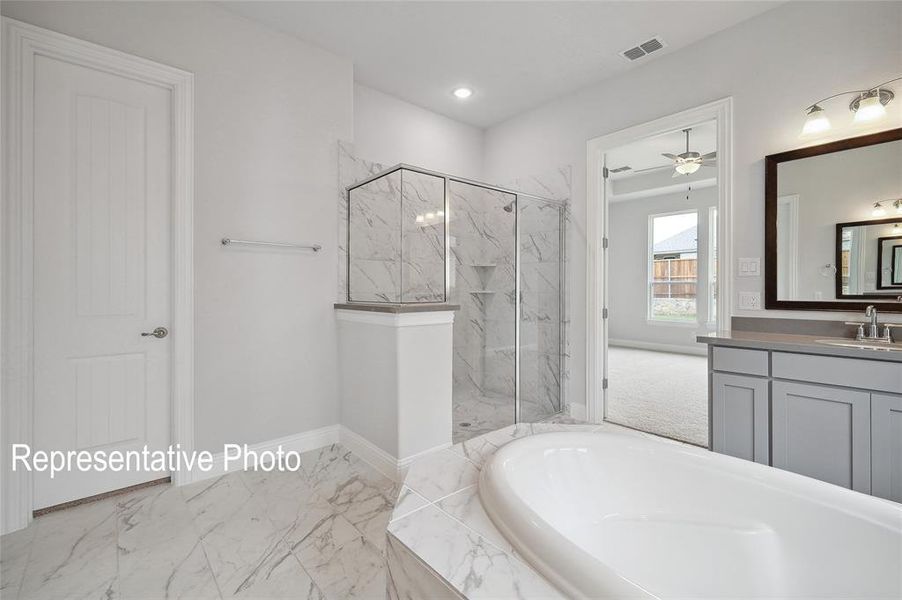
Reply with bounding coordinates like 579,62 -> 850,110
338,142 -> 385,302
506,166 -> 572,416
346,167 -> 445,303
448,181 -> 517,403
400,171 -> 445,302
519,199 -> 564,421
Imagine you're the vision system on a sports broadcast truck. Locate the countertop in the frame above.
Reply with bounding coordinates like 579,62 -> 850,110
333,302 -> 460,313
697,330 -> 902,363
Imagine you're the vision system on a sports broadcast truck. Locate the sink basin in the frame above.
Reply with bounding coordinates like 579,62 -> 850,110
815,338 -> 902,352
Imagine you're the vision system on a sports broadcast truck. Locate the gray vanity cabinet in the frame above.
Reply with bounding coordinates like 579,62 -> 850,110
712,373 -> 769,464
771,381 -> 871,493
706,341 -> 902,502
871,393 -> 902,502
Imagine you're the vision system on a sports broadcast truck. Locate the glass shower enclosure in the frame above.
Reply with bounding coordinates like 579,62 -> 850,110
347,165 -> 564,443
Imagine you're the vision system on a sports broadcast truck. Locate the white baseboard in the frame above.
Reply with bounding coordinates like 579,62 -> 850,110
338,426 -> 399,482
179,424 -> 450,486
184,424 -> 340,484
339,426 -> 450,482
608,338 -> 707,356
396,440 -> 453,479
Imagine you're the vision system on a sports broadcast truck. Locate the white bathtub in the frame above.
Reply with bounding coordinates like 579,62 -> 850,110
479,430 -> 902,600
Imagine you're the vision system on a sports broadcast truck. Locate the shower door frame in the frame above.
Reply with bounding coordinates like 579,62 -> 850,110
346,164 -> 566,424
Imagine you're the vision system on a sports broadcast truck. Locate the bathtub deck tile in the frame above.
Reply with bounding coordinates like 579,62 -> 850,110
403,449 -> 479,502
387,505 -> 563,599
436,486 -> 512,553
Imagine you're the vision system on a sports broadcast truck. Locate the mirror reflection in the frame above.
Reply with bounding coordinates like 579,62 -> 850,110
775,138 -> 902,301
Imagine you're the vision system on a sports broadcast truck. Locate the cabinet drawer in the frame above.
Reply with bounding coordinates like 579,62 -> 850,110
712,347 -> 769,376
772,352 -> 902,393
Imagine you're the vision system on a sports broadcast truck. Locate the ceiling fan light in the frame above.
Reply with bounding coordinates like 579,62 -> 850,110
853,91 -> 887,123
675,162 -> 701,175
801,105 -> 830,136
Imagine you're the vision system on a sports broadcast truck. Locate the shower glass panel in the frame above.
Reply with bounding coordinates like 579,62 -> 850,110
518,199 -> 563,421
348,168 -> 445,302
448,180 -> 517,442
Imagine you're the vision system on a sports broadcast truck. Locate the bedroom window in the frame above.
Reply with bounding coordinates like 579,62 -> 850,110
648,211 -> 698,323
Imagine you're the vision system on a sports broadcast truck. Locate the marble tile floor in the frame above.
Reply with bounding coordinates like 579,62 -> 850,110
0,443 -> 399,600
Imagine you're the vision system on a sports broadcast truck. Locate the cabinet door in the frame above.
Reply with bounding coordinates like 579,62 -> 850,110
712,373 -> 769,464
772,381 -> 870,493
872,393 -> 902,503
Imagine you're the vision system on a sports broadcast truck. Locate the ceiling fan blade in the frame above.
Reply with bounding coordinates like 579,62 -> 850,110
672,170 -> 683,178
700,151 -> 717,160
662,153 -> 678,160
701,162 -> 717,168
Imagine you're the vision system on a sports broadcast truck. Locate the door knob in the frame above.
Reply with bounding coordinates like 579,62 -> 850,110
141,327 -> 168,339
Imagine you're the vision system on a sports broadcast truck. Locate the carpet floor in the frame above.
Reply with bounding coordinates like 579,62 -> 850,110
605,346 -> 708,446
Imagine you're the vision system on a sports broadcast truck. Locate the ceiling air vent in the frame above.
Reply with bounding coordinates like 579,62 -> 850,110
621,37 -> 666,61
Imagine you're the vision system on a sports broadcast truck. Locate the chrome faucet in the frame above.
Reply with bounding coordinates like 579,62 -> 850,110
847,305 -> 894,343
865,305 -> 879,339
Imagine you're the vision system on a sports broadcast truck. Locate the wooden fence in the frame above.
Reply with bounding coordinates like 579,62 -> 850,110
652,258 -> 697,298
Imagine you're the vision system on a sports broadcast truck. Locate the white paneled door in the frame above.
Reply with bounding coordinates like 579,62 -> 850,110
33,52 -> 173,509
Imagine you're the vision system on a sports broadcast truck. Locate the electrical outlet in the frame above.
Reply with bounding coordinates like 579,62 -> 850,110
738,258 -> 761,277
738,291 -> 762,310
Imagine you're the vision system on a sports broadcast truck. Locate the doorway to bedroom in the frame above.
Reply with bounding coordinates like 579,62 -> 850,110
597,116 -> 724,446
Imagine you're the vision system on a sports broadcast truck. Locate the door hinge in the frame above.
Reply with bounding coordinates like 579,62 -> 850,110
602,378 -> 609,390
603,166 -> 610,179
602,237 -> 609,249
602,307 -> 609,319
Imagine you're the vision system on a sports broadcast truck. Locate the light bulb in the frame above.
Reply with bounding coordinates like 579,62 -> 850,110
801,105 -> 830,136
453,87 -> 473,99
853,92 -> 886,123
425,212 -> 435,220
415,215 -> 425,224
872,202 -> 886,217
436,211 -> 444,218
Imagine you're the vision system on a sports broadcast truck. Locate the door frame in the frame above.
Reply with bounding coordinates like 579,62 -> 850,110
1,18 -> 195,534
585,98 -> 733,427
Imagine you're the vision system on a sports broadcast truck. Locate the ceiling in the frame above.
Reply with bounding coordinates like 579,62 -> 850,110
606,119 -> 717,177
218,1 -> 780,128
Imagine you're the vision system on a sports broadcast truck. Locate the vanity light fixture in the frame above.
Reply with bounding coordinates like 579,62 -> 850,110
801,105 -> 831,136
893,199 -> 902,214
872,202 -> 887,217
800,76 -> 900,136
453,87 -> 473,99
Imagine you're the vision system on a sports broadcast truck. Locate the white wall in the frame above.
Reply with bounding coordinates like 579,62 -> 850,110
353,83 -> 484,180
482,1 -> 902,412
1,1 -> 354,451
609,187 -> 717,351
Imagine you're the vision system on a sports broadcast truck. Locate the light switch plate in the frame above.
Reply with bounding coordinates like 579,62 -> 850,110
738,257 -> 761,277
738,291 -> 762,310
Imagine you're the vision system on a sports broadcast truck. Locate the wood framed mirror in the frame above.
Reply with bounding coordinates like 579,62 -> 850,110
765,127 -> 902,312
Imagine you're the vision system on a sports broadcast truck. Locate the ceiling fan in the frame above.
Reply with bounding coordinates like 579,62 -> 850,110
663,128 -> 716,177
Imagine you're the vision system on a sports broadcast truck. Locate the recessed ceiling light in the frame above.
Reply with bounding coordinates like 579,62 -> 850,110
453,87 -> 473,99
